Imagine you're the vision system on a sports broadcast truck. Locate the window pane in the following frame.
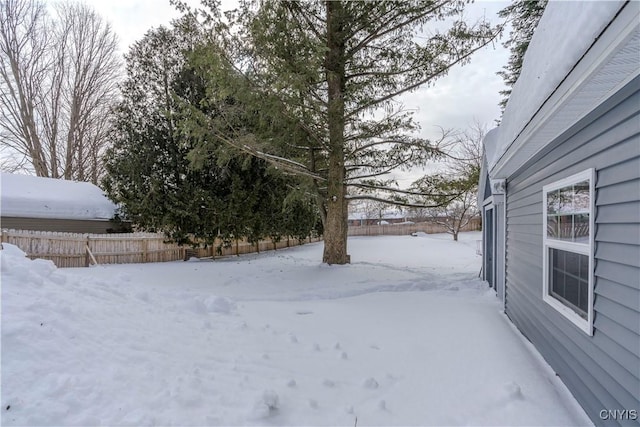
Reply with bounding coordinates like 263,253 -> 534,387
550,249 -> 564,295
564,251 -> 581,277
579,252 -> 589,281
564,275 -> 580,308
547,215 -> 559,238
558,215 -> 573,240
551,248 -> 559,270
558,185 -> 574,214
549,248 -> 589,319
573,181 -> 590,212
546,179 -> 590,242
547,190 -> 560,214
579,280 -> 589,313
574,213 -> 590,242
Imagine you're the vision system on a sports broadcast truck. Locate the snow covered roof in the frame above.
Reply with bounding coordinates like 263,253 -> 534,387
478,127 -> 499,205
482,127 -> 500,168
0,173 -> 117,220
488,0 -> 638,177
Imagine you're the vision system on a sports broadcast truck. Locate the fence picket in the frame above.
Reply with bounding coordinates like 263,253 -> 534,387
0,219 -> 474,268
346,218 -> 480,237
0,229 -> 324,268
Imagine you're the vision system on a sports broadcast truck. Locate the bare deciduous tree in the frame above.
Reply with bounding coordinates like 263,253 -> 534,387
412,121 -> 485,240
0,0 -> 49,175
0,0 -> 120,183
427,189 -> 478,241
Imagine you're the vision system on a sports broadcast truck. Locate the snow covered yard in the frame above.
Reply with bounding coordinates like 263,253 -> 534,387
1,232 -> 592,426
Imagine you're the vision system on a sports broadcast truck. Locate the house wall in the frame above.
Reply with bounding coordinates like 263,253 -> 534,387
0,217 -> 123,234
504,79 -> 639,426
482,195 -> 505,305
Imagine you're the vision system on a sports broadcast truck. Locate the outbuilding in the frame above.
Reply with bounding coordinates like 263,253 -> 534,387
1,173 -> 124,233
479,1 -> 639,425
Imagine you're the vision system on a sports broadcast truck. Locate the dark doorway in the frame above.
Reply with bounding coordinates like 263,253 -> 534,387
484,207 -> 494,288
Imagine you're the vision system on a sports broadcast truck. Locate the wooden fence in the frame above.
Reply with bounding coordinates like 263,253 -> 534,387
1,217 -> 479,268
0,229 -> 322,268
347,217 -> 481,237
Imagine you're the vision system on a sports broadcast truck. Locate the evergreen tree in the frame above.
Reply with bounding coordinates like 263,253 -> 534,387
177,0 -> 501,264
103,18 -> 320,247
497,0 -> 548,114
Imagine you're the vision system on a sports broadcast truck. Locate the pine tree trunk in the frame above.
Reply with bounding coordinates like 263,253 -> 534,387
322,159 -> 349,264
322,0 -> 349,265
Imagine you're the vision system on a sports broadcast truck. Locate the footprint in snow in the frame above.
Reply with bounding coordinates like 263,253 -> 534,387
363,377 -> 379,389
237,321 -> 248,330
503,381 -> 524,400
251,390 -> 279,420
322,379 -> 335,388
309,399 -> 318,409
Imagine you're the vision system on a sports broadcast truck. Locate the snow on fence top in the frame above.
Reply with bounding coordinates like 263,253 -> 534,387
0,173 -> 117,220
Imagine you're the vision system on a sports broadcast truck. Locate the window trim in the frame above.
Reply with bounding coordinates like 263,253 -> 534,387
542,169 -> 595,336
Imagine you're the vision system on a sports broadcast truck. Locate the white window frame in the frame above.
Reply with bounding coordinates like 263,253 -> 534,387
542,169 -> 595,336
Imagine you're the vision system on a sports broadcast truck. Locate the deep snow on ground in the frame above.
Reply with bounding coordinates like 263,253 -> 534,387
1,232 -> 592,426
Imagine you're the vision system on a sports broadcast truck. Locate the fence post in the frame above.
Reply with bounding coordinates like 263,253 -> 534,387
85,235 -> 90,267
142,238 -> 148,263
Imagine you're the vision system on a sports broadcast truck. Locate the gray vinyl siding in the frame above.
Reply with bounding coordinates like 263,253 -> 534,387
504,79 -> 640,426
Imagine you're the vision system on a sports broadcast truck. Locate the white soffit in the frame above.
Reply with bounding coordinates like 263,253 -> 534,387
491,2 -> 639,178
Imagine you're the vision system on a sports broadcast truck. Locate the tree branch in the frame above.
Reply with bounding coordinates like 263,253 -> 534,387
345,28 -> 502,119
346,1 -> 450,59
346,194 -> 453,209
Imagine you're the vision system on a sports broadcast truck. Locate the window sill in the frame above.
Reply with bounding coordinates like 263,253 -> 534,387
543,294 -> 593,336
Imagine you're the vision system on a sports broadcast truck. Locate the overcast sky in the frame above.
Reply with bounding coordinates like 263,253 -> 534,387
79,0 -> 510,187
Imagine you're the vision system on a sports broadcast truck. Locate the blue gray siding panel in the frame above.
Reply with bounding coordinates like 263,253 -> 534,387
504,80 -> 640,426
596,276 -> 639,311
597,202 -> 640,224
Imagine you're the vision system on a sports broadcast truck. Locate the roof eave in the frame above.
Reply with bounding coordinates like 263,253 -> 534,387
491,2 -> 639,178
